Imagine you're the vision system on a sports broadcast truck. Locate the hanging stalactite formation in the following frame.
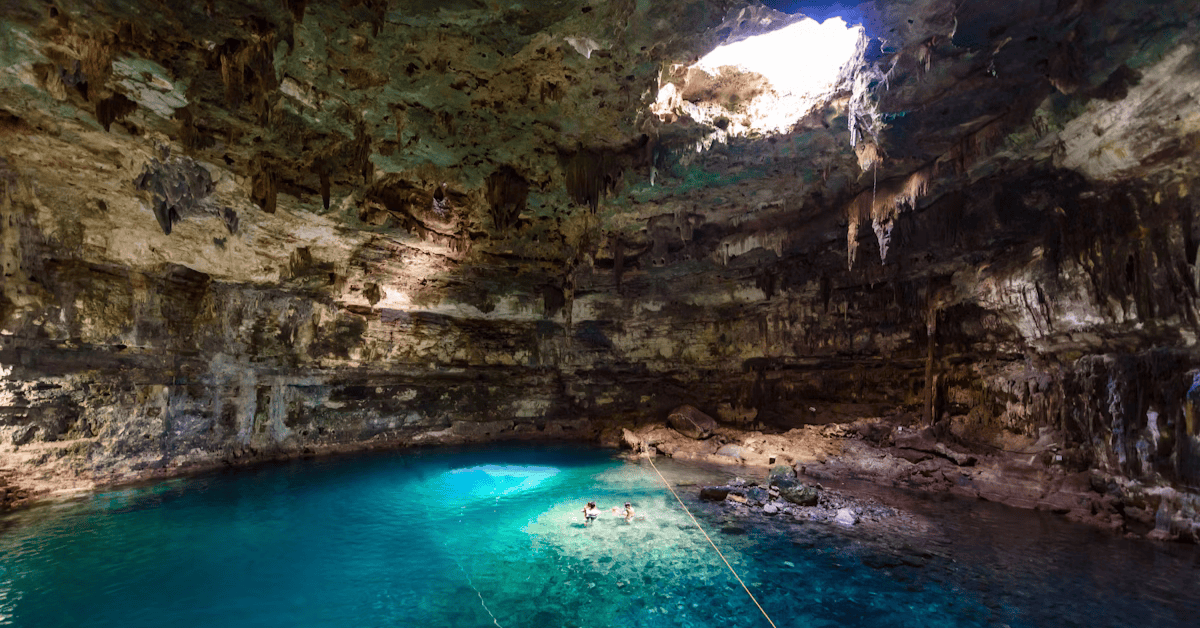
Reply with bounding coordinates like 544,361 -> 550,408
485,166 -> 529,231
563,149 -> 623,213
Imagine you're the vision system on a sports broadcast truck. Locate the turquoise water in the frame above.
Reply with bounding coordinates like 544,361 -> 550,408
0,445 -> 1197,627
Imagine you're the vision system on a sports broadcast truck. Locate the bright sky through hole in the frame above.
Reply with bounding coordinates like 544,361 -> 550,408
695,17 -> 862,97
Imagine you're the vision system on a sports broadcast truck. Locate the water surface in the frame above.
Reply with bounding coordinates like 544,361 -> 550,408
1,445 -> 1197,627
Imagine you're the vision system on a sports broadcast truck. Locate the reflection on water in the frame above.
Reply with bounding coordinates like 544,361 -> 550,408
0,445 -> 1197,628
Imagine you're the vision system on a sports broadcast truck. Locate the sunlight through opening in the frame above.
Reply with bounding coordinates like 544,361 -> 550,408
653,16 -> 864,137
696,17 -> 862,99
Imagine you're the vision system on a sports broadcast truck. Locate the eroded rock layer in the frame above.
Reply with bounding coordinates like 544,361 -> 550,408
2,0 -> 1200,535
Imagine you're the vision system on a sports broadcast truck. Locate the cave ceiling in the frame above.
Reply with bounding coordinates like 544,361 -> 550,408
2,0 -> 1199,368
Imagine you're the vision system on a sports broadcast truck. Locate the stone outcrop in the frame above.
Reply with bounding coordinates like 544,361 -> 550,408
698,471 -> 904,528
619,419 -> 1200,542
0,0 -> 1198,537
667,404 -> 717,440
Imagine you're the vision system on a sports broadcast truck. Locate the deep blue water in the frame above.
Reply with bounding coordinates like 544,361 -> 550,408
1,445 -> 1197,627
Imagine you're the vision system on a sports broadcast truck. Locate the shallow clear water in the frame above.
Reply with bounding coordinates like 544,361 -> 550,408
0,445 -> 1196,628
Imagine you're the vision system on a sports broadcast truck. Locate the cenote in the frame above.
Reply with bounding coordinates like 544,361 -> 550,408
2,445 -> 1197,628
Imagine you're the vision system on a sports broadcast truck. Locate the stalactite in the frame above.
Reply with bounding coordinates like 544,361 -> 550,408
943,119 -> 1006,175
352,121 -> 373,185
95,93 -> 136,132
846,218 -> 861,269
282,0 -> 307,22
219,44 -> 244,106
1047,31 -> 1085,94
485,166 -> 529,231
846,167 -> 932,265
319,168 -> 331,210
924,299 -> 939,425
175,106 -> 214,151
219,36 -> 278,112
855,140 -> 881,172
611,236 -> 625,291
543,284 -> 565,319
250,153 -> 277,214
756,270 -> 777,300
312,157 -> 332,210
220,207 -> 239,234
563,150 -> 621,212
79,38 -> 113,101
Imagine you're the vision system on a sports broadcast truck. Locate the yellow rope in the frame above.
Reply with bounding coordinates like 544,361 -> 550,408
643,454 -> 779,628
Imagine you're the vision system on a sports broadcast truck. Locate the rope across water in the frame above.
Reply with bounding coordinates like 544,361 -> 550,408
642,454 -> 780,628
428,499 -> 506,628
451,554 -> 504,628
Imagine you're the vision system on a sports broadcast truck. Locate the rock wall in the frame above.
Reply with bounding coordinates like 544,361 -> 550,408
1,0 -> 1200,527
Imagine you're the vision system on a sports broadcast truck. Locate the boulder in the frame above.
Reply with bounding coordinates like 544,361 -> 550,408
834,508 -> 857,526
715,444 -> 744,460
780,484 -> 820,507
763,502 -> 780,515
744,486 -> 769,504
621,428 -> 644,452
895,427 -> 977,466
700,487 -> 730,501
768,464 -> 798,490
11,425 -> 38,446
893,427 -> 937,451
933,443 -> 977,467
668,405 -> 717,440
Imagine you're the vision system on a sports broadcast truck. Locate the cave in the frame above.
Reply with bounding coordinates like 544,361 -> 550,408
2,0 -> 1200,624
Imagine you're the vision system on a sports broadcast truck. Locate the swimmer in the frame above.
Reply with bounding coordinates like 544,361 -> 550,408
610,502 -> 635,522
582,501 -> 600,525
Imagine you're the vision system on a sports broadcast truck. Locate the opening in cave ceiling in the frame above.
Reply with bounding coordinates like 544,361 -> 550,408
653,3 -> 865,137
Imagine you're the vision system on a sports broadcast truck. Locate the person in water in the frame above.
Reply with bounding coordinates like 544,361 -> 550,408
582,501 -> 600,525
604,504 -> 633,523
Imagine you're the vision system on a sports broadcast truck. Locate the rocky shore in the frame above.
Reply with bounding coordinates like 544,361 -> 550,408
620,406 -> 1200,544
696,467 -> 915,530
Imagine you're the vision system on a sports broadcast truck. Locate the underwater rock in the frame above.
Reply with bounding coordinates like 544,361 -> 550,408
699,487 -> 730,501
834,508 -> 857,526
